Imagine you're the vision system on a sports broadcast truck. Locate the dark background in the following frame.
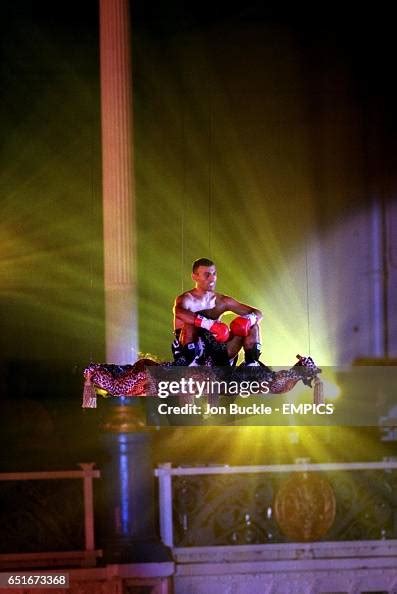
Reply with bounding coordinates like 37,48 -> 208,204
0,2 -> 396,469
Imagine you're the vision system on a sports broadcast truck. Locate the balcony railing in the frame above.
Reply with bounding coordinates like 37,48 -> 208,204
0,463 -> 102,569
155,459 -> 397,548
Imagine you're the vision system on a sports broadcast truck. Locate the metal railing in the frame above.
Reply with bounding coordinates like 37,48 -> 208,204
155,460 -> 397,548
0,463 -> 101,569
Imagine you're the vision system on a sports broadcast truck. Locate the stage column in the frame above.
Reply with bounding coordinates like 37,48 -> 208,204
98,0 -> 170,564
100,399 -> 171,562
100,0 -> 137,365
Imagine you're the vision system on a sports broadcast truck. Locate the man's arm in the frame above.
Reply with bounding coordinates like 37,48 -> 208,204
173,293 -> 230,342
173,294 -> 197,326
222,295 -> 263,323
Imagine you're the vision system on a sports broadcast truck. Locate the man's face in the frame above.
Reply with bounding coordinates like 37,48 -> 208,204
193,265 -> 217,291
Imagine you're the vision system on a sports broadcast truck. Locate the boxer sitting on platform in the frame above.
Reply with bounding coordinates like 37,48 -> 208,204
172,257 -> 270,368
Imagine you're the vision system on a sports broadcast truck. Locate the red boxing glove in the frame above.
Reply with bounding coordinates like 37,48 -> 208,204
230,313 -> 258,337
230,316 -> 251,337
210,321 -> 230,342
194,315 -> 230,342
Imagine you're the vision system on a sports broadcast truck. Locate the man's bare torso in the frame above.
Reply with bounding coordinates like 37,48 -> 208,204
174,290 -> 229,329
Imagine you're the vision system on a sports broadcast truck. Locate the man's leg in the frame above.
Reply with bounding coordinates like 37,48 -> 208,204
242,324 -> 271,370
180,324 -> 198,346
173,324 -> 204,365
226,323 -> 269,367
243,323 -> 261,363
226,335 -> 244,360
226,325 -> 262,364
